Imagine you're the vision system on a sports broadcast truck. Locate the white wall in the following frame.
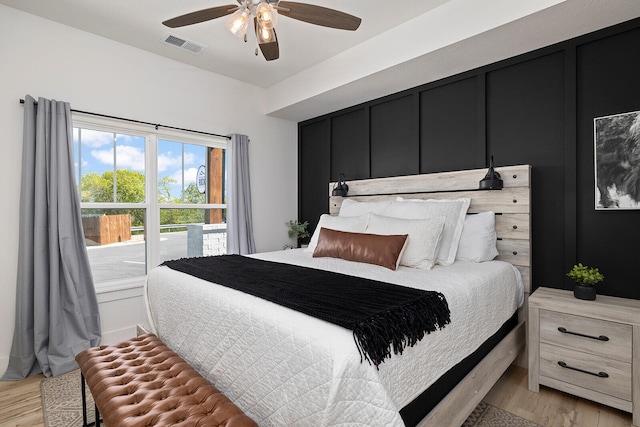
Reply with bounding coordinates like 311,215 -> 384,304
0,5 -> 298,375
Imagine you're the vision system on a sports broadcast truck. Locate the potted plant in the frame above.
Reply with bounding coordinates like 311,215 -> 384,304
287,220 -> 310,248
566,263 -> 604,300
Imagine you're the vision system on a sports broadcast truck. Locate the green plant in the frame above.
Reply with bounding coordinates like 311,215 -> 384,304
566,263 -> 604,286
287,220 -> 310,240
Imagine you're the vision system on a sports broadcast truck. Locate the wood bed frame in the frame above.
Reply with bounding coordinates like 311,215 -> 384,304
328,164 -> 531,426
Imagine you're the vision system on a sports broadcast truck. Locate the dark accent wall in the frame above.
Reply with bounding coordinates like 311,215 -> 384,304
298,17 -> 640,299
299,120 -> 330,231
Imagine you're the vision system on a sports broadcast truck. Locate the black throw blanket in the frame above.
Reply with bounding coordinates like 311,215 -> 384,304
161,255 -> 450,366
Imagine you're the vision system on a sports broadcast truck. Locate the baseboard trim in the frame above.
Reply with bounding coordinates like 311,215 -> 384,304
0,355 -> 8,378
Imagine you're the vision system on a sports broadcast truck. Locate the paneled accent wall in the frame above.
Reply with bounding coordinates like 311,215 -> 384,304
298,17 -> 640,300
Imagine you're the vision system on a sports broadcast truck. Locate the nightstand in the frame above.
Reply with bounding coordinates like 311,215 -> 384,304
528,287 -> 640,426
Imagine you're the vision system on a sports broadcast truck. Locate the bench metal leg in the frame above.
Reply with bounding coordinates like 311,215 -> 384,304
81,372 -> 100,427
81,372 -> 89,427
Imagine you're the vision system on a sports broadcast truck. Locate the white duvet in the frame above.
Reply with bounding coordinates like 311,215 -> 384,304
144,249 -> 523,426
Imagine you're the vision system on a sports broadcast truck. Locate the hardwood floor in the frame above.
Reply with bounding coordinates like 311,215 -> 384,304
0,365 -> 633,426
484,365 -> 633,427
0,373 -> 45,427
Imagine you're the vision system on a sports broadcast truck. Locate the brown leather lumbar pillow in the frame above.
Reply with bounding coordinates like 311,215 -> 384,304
312,227 -> 408,270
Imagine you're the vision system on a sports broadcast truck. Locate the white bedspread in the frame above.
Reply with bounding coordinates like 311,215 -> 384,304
144,249 -> 523,426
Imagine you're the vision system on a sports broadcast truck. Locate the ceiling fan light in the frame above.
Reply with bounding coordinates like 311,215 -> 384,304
256,2 -> 278,30
256,20 -> 276,44
226,8 -> 250,38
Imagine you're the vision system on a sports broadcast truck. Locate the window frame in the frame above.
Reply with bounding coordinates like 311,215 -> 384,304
73,113 -> 228,292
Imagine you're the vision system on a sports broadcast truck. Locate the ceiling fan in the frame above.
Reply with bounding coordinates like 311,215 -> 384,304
162,1 -> 362,61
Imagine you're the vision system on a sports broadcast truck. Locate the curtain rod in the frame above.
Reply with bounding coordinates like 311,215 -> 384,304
19,99 -> 230,140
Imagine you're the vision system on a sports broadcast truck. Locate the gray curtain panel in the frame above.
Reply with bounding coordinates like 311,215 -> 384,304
226,134 -> 256,255
2,95 -> 101,380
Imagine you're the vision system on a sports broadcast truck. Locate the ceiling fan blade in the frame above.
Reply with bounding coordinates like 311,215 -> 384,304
277,1 -> 361,31
163,5 -> 237,28
257,28 -> 279,61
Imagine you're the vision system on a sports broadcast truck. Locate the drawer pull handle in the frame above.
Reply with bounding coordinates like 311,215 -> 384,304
557,327 -> 609,341
558,361 -> 609,378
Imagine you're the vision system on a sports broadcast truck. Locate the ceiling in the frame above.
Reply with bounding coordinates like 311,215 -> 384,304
2,0 -> 640,122
0,0 -> 448,88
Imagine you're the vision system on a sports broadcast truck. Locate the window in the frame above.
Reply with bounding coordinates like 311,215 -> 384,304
73,115 -> 227,290
157,138 -> 227,263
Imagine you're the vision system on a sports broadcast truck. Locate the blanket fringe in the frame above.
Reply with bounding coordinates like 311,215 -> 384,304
352,292 -> 450,368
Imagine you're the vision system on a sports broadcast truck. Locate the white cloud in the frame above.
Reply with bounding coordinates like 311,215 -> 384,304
157,151 -> 197,172
79,129 -> 113,148
158,151 -> 182,173
184,152 -> 197,165
166,167 -> 199,189
184,167 -> 198,186
91,149 -> 113,165
116,145 -> 146,170
169,169 -> 183,185
91,145 -> 145,171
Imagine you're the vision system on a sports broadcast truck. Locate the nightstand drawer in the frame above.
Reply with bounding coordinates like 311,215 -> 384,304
540,342 -> 631,401
540,309 -> 632,362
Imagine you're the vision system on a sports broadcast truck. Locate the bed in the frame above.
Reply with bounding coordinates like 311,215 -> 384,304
144,164 -> 532,426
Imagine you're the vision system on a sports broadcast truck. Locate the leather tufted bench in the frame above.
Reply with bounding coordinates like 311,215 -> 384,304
75,333 -> 257,427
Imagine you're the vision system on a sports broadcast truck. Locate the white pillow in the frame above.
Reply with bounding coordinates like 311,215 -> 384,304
456,212 -> 499,262
386,197 -> 471,266
366,214 -> 445,269
338,199 -> 392,217
305,213 -> 370,253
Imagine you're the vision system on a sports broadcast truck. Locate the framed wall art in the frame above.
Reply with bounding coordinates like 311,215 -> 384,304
594,110 -> 640,209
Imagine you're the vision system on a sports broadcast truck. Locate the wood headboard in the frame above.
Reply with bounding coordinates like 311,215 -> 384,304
328,164 -> 532,294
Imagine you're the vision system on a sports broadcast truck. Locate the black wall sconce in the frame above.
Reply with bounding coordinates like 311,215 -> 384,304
479,156 -> 503,190
332,173 -> 349,196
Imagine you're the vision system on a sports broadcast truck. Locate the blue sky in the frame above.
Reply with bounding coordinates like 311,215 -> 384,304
73,127 -> 209,201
